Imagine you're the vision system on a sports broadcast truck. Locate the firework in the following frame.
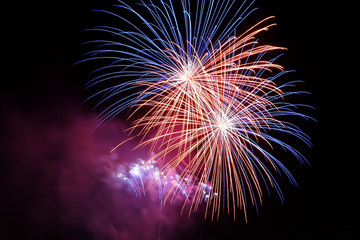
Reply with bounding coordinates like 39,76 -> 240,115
81,0 -> 257,128
82,0 -> 313,221
116,158 -> 215,209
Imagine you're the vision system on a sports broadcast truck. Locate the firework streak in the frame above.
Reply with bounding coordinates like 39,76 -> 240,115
82,0 -> 313,221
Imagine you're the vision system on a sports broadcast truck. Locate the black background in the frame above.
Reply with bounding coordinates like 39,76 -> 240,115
2,0 -> 358,239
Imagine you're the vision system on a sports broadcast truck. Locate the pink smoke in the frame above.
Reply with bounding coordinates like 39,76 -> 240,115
1,101 -> 200,240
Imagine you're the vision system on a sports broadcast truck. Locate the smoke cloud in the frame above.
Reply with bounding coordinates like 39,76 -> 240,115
0,100 -> 199,240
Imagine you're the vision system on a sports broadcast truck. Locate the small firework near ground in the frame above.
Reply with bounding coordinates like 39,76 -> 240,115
115,158 -> 215,208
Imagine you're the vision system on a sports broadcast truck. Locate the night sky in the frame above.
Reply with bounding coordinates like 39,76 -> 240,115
1,0 -> 358,239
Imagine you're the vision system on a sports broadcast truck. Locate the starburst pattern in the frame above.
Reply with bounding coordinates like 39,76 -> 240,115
82,0 -> 313,221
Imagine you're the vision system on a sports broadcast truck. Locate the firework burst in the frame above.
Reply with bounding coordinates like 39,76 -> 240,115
81,0 -> 313,221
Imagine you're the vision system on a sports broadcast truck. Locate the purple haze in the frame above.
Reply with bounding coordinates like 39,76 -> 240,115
1,100 -> 200,240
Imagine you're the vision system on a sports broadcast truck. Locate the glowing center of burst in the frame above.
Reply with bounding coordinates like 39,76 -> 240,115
217,121 -> 227,130
217,121 -> 230,131
179,69 -> 197,94
180,75 -> 189,82
180,72 -> 192,82
216,115 -> 233,134
179,63 -> 195,83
